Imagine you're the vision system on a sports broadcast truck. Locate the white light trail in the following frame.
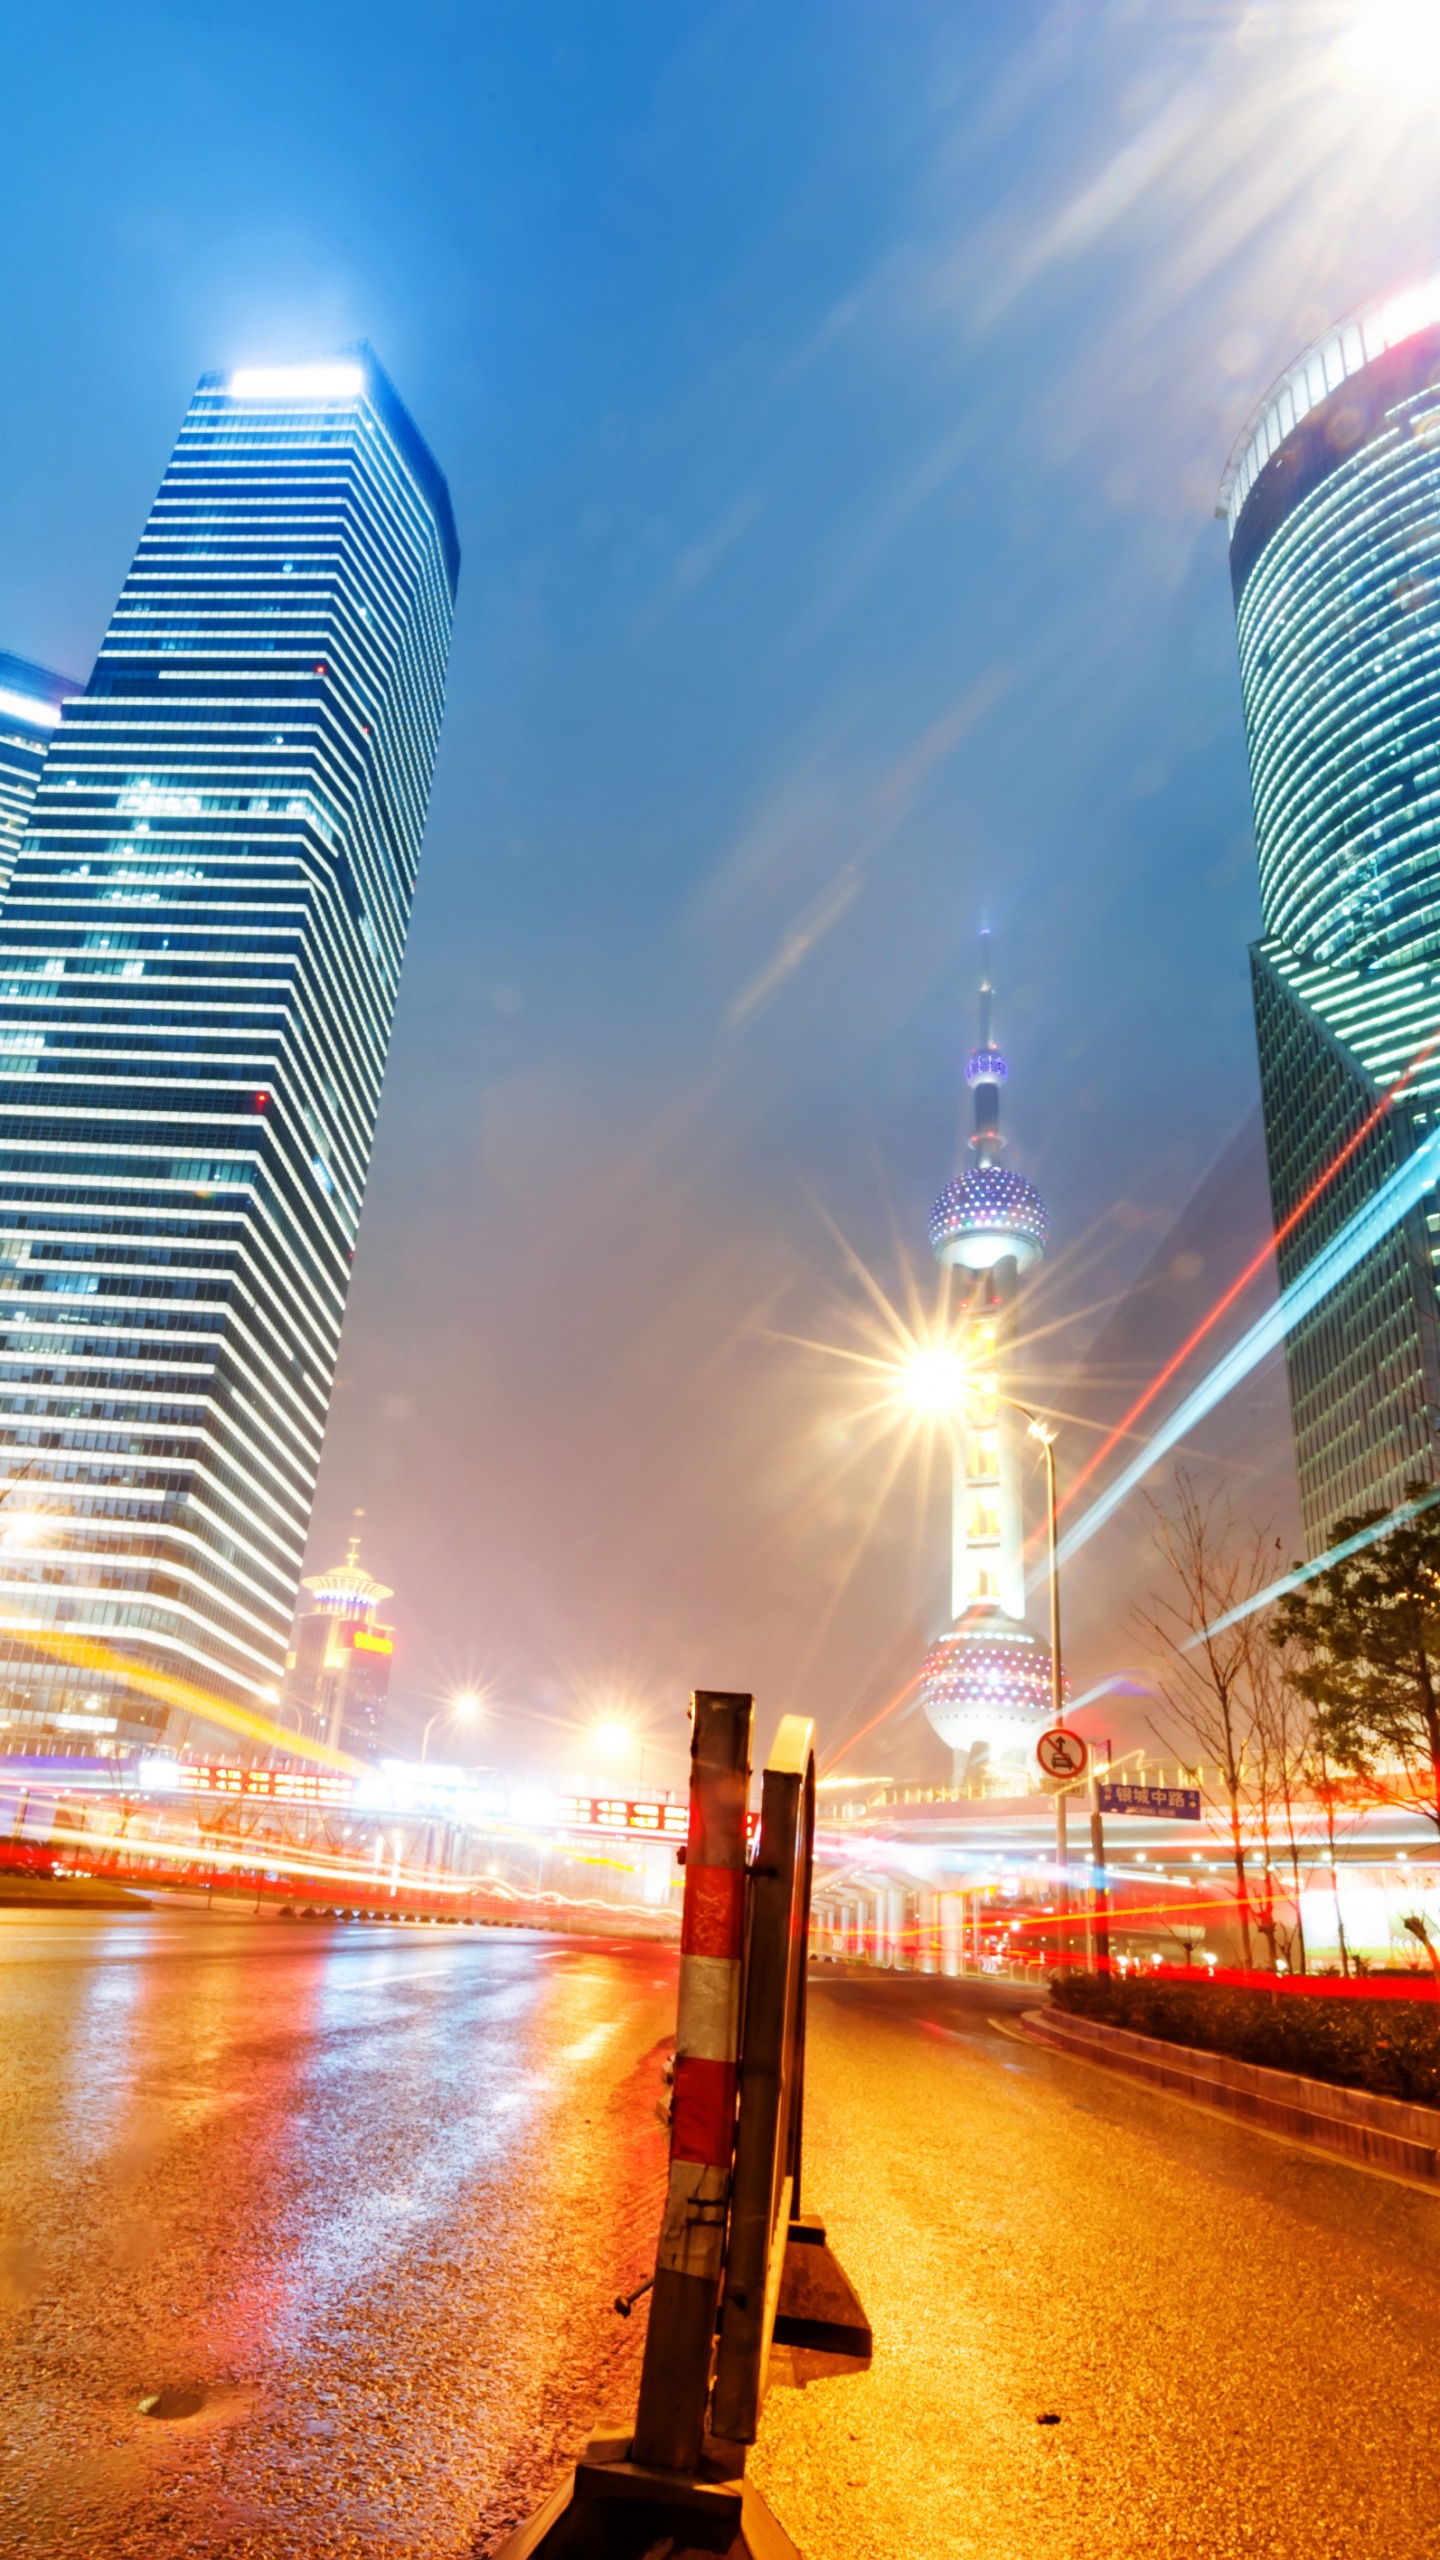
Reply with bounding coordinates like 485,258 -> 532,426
1056,1118 -> 1440,1567
1184,1484 -> 1440,1649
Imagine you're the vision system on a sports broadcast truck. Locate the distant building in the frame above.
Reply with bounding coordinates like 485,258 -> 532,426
281,1538 -> 394,1757
0,352 -> 456,1758
1222,280 -> 1440,1549
0,654 -> 75,898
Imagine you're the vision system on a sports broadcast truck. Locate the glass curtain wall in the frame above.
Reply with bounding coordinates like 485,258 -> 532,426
1227,295 -> 1440,1548
0,353 -> 456,1758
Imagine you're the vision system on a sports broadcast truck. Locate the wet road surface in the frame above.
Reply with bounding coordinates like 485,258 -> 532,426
4,1921 -> 1439,2558
0,1910 -> 673,2557
755,1971 -> 1440,2560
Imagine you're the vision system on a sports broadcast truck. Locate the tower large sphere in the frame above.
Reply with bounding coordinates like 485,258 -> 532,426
929,1164 -> 1048,1272
918,1626 -> 1056,1767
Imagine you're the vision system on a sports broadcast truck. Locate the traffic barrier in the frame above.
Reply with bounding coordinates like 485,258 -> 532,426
496,1691 -> 869,2560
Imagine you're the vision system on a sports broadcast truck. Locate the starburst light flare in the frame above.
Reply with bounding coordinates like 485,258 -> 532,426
1330,0 -> 1440,99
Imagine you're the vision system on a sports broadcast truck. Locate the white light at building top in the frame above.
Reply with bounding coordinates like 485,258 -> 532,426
0,686 -> 62,730
1219,269 -> 1440,533
1331,0 -> 1440,101
228,364 -> 365,402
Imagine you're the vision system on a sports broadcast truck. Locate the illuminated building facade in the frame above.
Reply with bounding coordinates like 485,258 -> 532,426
1223,279 -> 1440,1547
0,655 -> 74,900
0,354 -> 456,1758
281,1536 -> 394,1758
920,962 -> 1053,1786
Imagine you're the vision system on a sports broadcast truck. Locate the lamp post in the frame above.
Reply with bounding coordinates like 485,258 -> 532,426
420,1690 -> 482,1764
1019,1409 -> 1067,1951
983,1396 -> 1066,1948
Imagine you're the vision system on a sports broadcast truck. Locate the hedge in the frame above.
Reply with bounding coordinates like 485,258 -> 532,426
1049,1970 -> 1440,2108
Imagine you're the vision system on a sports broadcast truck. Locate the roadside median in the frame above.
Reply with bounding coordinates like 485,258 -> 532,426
1022,2004 -> 1440,2185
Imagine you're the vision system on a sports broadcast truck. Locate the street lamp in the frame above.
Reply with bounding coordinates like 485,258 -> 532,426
420,1690 -> 482,1763
591,1718 -> 651,1788
1004,1403 -> 1070,1950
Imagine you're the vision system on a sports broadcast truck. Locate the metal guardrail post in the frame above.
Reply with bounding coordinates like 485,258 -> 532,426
710,1714 -> 814,2447
495,1687 -> 863,2560
630,1687 -> 753,2476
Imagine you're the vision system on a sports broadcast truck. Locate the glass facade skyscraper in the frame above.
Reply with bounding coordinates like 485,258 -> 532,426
0,353 -> 456,1758
1224,281 -> 1440,1548
0,654 -> 75,900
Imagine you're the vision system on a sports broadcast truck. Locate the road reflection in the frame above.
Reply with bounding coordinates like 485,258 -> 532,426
0,1911 -> 675,2557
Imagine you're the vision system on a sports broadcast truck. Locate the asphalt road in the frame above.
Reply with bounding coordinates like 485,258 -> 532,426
2,1918 -> 1438,2559
0,1910 -> 674,2558
756,1970 -> 1440,2560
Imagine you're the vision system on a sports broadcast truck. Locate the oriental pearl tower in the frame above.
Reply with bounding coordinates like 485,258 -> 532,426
920,948 -> 1055,1788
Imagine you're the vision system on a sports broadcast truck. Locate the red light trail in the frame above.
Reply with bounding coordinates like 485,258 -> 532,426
817,1671 -> 921,1779
1058,1018 -> 1440,1518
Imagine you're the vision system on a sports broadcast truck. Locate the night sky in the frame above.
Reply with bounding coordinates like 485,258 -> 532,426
4,2 -> 1439,1786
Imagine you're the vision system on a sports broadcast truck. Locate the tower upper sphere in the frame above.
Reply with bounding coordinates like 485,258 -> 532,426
930,1165 -> 1048,1270
932,954 -> 1046,1270
965,1043 -> 1007,1087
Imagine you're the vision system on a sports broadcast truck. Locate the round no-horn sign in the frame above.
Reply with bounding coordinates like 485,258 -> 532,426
1035,1727 -> 1087,1781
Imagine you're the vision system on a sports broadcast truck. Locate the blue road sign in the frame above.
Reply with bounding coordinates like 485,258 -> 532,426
1097,1782 -> 1201,1820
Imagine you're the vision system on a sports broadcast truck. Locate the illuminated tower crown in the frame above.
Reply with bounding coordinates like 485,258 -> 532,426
929,969 -> 1048,1272
302,1535 -> 393,1617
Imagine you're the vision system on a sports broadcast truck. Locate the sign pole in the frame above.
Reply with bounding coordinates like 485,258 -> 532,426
1089,1766 -> 1109,1975
1039,1426 -> 1068,1955
1034,1715 -> 1087,1974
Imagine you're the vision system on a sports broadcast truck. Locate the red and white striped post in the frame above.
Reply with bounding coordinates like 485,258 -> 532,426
631,1687 -> 753,2476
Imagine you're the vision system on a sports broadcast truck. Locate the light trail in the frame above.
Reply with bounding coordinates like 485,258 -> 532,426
1064,1673 -> 1156,1714
817,1672 -> 921,1778
0,1617 -> 365,1774
1057,1017 -> 1440,1523
1183,1484 -> 1440,1648
37,1816 -> 675,1921
1055,1114 -> 1440,1568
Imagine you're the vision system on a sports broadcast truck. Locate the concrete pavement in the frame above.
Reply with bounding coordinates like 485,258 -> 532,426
754,1971 -> 1440,2560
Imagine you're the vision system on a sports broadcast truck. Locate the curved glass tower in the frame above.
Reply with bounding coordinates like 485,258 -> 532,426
0,353 -> 456,1757
1224,281 -> 1440,1548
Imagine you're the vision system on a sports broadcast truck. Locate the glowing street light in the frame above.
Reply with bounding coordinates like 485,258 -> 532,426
590,1716 -> 657,1788
899,1340 -> 972,1417
420,1690 -> 483,1763
1331,0 -> 1440,97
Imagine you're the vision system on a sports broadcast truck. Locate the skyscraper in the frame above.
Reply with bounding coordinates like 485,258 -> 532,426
919,957 -> 1053,1786
0,353 -> 456,1757
0,654 -> 75,898
1222,281 -> 1440,1548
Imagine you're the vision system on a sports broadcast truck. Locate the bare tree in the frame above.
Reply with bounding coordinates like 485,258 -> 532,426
1137,1473 -> 1286,1972
1250,1632 -> 1318,1973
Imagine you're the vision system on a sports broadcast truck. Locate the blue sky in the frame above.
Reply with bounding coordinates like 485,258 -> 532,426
4,1 -> 1440,1779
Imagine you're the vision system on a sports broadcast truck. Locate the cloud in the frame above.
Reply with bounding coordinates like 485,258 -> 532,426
722,667 -> 1012,1028
725,859 -> 866,1028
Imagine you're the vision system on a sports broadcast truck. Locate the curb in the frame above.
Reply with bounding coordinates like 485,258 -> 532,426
1021,2006 -> 1440,2186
